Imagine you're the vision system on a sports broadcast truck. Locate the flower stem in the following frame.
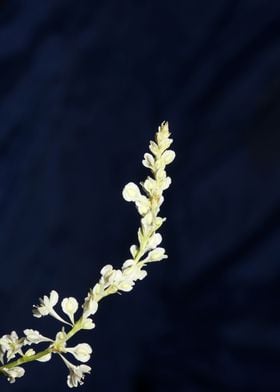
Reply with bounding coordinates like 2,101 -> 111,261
0,347 -> 52,372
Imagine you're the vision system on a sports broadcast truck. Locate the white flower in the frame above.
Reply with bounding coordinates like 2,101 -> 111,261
2,366 -> 25,383
135,195 -> 150,216
141,212 -> 153,231
52,330 -> 67,352
0,331 -> 24,362
33,290 -> 58,317
122,182 -> 141,202
84,284 -> 104,304
162,176 -> 172,190
145,247 -> 168,262
116,280 -> 135,292
33,290 -> 71,325
129,244 -> 138,258
23,329 -> 52,345
67,364 -> 91,388
0,337 -> 6,364
145,233 -> 162,251
24,348 -> 35,357
92,283 -> 103,298
66,343 -> 92,363
155,216 -> 166,230
122,183 -> 151,215
80,318 -> 95,330
100,264 -> 113,278
82,294 -> 98,319
149,140 -> 160,156
61,297 -> 79,324
161,150 -> 175,165
122,260 -> 147,282
60,355 -> 91,388
81,293 -> 98,329
142,153 -> 155,169
142,176 -> 157,195
100,265 -> 122,288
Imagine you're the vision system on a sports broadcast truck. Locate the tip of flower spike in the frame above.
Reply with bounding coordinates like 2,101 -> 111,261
160,120 -> 168,128
158,121 -> 170,135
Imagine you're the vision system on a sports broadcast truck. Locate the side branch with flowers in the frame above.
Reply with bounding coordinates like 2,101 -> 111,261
0,122 -> 175,388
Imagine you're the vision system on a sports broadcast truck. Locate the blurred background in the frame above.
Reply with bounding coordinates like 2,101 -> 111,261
0,1 -> 280,391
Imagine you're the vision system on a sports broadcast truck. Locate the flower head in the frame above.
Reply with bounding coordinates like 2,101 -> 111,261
24,329 -> 52,345
60,355 -> 91,388
65,343 -> 92,363
61,297 -> 79,325
0,331 -> 24,362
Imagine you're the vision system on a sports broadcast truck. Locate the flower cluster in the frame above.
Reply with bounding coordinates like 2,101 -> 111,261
0,121 -> 175,388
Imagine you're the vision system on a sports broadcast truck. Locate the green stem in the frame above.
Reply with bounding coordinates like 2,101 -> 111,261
0,347 -> 52,372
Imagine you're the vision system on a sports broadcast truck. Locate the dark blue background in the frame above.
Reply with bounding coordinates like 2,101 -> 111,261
1,1 -> 280,391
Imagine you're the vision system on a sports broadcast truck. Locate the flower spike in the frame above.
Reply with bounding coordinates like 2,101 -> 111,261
0,122 -> 175,388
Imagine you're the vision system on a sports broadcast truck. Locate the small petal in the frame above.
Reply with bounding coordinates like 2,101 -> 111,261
135,195 -> 151,215
49,290 -> 59,307
146,247 -> 168,262
117,281 -> 134,292
142,153 -> 155,169
92,283 -> 102,297
129,245 -> 138,258
122,259 -> 134,269
142,177 -> 156,195
162,177 -> 172,190
146,233 -> 162,251
80,318 -> 95,330
24,349 -> 35,357
100,265 -> 113,277
149,141 -> 160,156
82,295 -> 98,318
36,353 -> 52,362
141,212 -> 153,227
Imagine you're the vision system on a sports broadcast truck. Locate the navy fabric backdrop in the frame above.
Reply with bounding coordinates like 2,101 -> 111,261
0,1 -> 280,391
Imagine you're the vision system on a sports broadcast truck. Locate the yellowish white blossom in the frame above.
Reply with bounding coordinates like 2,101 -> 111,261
24,329 -> 52,345
33,290 -> 71,325
0,331 -> 24,362
52,330 -> 67,352
145,247 -> 168,262
65,343 -> 92,363
61,297 -> 79,325
122,182 -> 141,202
2,366 -> 25,383
82,295 -> 98,319
60,355 -> 91,388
